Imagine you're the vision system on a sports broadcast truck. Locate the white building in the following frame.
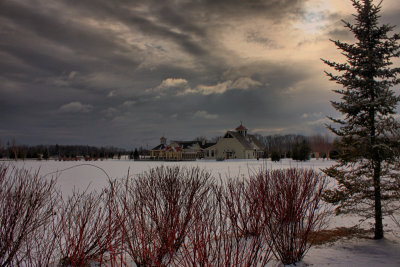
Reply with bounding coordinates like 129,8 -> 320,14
205,124 -> 265,160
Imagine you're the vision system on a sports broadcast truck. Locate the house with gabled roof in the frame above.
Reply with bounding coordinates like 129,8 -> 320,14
204,124 -> 265,160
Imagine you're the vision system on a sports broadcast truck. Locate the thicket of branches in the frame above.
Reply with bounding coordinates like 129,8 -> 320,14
262,134 -> 333,160
0,165 -> 57,267
254,169 -> 328,264
0,164 -> 328,266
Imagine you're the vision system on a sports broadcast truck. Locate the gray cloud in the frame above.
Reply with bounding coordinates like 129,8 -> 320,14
59,102 -> 93,113
193,110 -> 219,120
246,31 -> 278,47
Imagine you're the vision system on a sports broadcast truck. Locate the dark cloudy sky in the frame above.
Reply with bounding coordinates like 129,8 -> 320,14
1,0 -> 400,149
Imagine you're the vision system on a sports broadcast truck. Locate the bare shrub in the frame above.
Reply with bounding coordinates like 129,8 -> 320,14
0,164 -> 57,267
117,166 -> 212,266
220,178 -> 271,266
104,179 -> 127,266
255,168 -> 328,265
57,188 -> 121,266
224,178 -> 264,238
22,219 -> 61,267
176,182 -> 271,267
173,184 -> 220,266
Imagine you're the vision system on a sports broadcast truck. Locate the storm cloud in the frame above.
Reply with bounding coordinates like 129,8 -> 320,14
1,0 -> 399,148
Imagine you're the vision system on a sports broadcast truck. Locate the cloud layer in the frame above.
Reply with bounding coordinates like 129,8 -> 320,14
1,0 -> 399,148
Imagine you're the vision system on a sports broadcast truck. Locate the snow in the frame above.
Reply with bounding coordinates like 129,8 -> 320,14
7,158 -> 400,266
11,158 -> 333,194
302,237 -> 400,266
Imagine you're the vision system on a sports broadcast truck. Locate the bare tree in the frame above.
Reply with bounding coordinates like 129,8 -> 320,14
310,134 -> 333,159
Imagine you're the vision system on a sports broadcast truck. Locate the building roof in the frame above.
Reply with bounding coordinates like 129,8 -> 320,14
171,140 -> 202,149
226,131 -> 265,151
151,144 -> 167,150
172,140 -> 217,149
166,146 -> 182,152
152,139 -> 217,152
202,142 -> 217,149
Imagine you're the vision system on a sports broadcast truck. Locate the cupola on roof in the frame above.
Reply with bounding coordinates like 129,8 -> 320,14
235,123 -> 247,131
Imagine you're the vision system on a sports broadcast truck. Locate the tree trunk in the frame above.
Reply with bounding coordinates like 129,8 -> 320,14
373,161 -> 383,239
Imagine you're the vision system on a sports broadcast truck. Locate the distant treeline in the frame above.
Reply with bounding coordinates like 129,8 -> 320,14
0,142 -> 149,160
0,133 -> 338,161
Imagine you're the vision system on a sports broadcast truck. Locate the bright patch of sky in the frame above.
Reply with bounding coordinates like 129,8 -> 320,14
296,0 -> 331,35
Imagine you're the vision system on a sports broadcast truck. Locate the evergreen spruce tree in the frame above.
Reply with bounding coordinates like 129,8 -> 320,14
271,150 -> 281,162
133,148 -> 140,160
291,139 -> 311,161
43,148 -> 50,160
322,0 -> 400,239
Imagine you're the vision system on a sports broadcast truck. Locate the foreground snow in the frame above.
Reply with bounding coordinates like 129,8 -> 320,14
301,237 -> 400,266
8,158 -> 400,266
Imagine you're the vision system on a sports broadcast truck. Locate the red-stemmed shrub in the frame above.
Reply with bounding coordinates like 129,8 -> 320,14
173,184 -> 220,266
223,178 -> 264,238
0,163 -> 328,267
176,181 -> 272,267
57,188 -> 121,266
254,168 -> 328,265
116,166 -> 212,266
104,179 -> 127,267
221,178 -> 271,266
22,215 -> 61,267
0,164 -> 57,266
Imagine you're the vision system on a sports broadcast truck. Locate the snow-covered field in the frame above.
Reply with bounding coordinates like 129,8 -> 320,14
11,158 -> 333,195
7,158 -> 400,266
